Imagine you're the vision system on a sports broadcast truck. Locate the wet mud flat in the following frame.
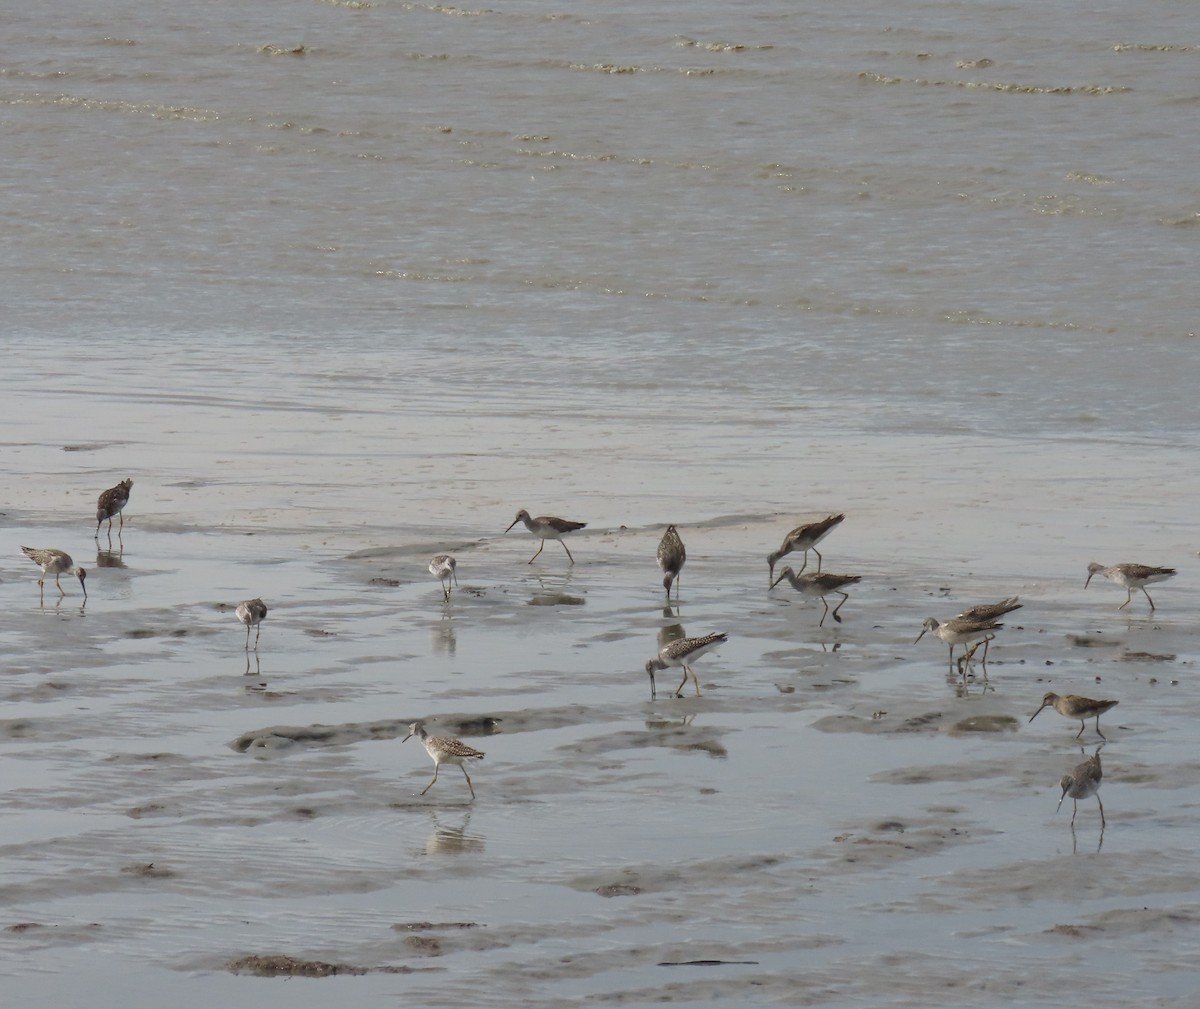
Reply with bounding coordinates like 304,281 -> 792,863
2,509 -> 1200,1008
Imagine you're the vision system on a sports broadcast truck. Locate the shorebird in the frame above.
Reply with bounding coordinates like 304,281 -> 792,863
1085,562 -> 1176,611
21,547 -> 87,604
428,554 -> 458,602
505,509 -> 587,564
767,514 -> 844,581
656,525 -> 686,601
770,567 -> 861,626
403,721 -> 485,799
95,478 -> 133,537
951,597 -> 1022,664
1029,692 -> 1118,740
645,631 -> 728,698
1057,750 -> 1104,826
915,615 -> 1005,673
235,598 -> 268,650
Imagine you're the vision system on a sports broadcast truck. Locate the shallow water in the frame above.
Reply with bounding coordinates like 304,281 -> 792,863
4,0 -> 1200,1005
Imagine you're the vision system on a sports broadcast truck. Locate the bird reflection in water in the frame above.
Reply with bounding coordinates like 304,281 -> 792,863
421,810 -> 485,857
95,546 -> 125,569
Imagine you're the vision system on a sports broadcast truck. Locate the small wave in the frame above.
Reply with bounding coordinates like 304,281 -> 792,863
858,71 -> 1129,94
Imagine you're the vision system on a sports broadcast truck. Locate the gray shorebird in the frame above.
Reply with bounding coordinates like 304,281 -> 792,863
428,554 -> 458,602
1029,692 -> 1119,740
403,721 -> 485,799
656,525 -> 686,601
1057,750 -> 1104,826
1085,562 -> 1176,611
645,631 -> 728,698
952,597 -> 1022,664
21,546 -> 87,604
915,614 -> 1006,672
235,598 -> 268,650
767,513 -> 844,581
95,478 -> 133,537
505,509 -> 587,564
770,567 -> 861,626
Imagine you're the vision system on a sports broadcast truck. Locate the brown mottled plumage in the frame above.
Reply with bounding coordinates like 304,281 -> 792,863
428,554 -> 458,602
645,631 -> 728,698
915,615 -> 1006,672
1058,751 -> 1104,826
767,514 -> 844,581
656,525 -> 686,600
235,598 -> 268,650
505,509 -> 587,564
403,722 -> 485,799
1029,692 -> 1119,740
1085,562 -> 1176,611
770,567 -> 861,626
96,478 -> 133,537
21,546 -> 87,603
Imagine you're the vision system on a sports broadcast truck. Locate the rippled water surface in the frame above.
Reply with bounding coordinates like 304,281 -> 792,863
3,0 -> 1199,1005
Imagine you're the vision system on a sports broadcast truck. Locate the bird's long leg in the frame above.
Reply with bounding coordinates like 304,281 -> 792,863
245,625 -> 251,651
119,513 -> 124,532
561,540 -> 575,564
946,642 -> 956,672
813,547 -> 823,573
674,667 -> 689,698
690,665 -> 702,697
1095,716 -> 1107,741
461,766 -> 476,799
527,540 -> 545,564
1097,796 -> 1105,825
818,596 -> 830,627
254,624 -> 262,649
832,591 -> 850,623
419,766 -> 440,795
1119,589 -> 1132,610
55,574 -> 65,597
1075,721 -> 1085,740
795,553 -> 809,576
1070,801 -> 1079,826
1143,587 -> 1156,610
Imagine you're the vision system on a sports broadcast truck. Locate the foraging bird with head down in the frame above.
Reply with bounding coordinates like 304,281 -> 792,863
96,478 -> 133,537
656,525 -> 686,601
21,547 -> 87,604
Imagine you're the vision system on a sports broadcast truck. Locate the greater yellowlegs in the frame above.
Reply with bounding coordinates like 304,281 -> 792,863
505,509 -> 587,564
951,597 -> 1022,664
428,554 -> 458,601
95,478 -> 133,538
1057,750 -> 1104,826
1029,692 -> 1118,740
236,598 -> 268,650
21,546 -> 87,604
656,525 -> 686,601
645,631 -> 728,698
1085,562 -> 1176,611
915,614 -> 1006,673
403,721 -> 485,799
770,567 -> 860,626
767,514 -> 844,581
